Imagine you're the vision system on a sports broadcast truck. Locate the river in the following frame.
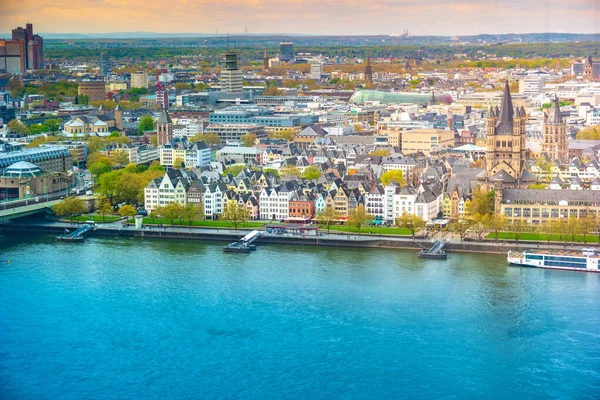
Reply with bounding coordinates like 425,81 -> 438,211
0,235 -> 599,399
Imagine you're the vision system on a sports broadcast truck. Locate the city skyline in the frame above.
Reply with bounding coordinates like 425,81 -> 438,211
1,0 -> 599,37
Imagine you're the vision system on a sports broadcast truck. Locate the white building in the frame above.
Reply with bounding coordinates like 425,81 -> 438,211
310,62 -> 323,80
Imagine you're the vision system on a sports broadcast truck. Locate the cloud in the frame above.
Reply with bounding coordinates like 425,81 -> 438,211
0,0 -> 598,35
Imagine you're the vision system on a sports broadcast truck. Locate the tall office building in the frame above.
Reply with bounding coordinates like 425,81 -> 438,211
99,53 -> 111,77
280,42 -> 294,63
220,51 -> 243,93
10,23 -> 43,70
0,40 -> 26,74
542,97 -> 568,163
309,61 -> 323,80
131,71 -> 149,88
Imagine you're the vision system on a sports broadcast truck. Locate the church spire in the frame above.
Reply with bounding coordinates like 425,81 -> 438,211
547,97 -> 563,125
495,80 -> 514,135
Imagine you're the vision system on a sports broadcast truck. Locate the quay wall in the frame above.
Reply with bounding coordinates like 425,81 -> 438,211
3,223 -> 595,255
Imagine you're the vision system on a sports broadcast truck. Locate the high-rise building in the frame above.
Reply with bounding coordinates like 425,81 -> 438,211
280,42 -> 294,63
99,53 -> 111,77
156,109 -> 174,146
542,97 -> 568,163
220,51 -> 243,93
0,40 -> 26,74
10,23 -> 43,70
131,71 -> 149,88
309,61 -> 323,80
364,54 -> 373,84
484,81 -> 528,182
78,81 -> 107,102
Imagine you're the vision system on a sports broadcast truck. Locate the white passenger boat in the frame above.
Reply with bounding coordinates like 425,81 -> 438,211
507,248 -> 599,272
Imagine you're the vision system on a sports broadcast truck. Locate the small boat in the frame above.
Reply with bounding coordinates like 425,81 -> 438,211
417,249 -> 447,259
223,242 -> 251,253
417,239 -> 448,260
56,235 -> 85,242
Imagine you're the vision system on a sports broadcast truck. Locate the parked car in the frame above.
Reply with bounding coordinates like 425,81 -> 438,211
85,190 -> 93,196
137,209 -> 148,216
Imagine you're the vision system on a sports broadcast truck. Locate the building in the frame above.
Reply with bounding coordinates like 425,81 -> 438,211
156,109 -> 173,146
0,161 -> 73,200
131,71 -> 149,89
280,42 -> 294,63
204,124 -> 266,143
483,81 -> 529,183
364,54 -> 373,84
99,53 -> 111,77
120,144 -> 159,165
0,146 -> 72,173
10,23 -> 43,70
63,115 -> 110,136
310,61 -> 323,80
78,81 -> 106,102
159,140 -> 210,168
400,128 -> 454,156
497,188 -> 600,226
0,40 -> 26,74
542,97 -> 568,163
144,170 -> 194,212
220,51 -> 243,93
584,55 -> 599,80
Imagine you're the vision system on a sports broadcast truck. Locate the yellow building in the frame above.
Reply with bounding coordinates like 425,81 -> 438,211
401,128 -> 454,156
131,71 -> 148,89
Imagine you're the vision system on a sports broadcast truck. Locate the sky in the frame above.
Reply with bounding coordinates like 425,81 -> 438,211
1,0 -> 599,36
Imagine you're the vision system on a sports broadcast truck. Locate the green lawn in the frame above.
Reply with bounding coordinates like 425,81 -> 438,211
324,225 -> 413,235
129,217 -> 266,229
486,232 -> 599,243
72,215 -> 122,223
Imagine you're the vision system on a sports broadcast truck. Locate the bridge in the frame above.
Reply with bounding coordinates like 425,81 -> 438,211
0,200 -> 61,221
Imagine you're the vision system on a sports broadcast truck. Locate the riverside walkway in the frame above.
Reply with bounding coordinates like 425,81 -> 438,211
2,220 -> 597,255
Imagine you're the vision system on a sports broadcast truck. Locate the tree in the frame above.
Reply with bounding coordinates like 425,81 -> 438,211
268,129 -> 294,142
222,165 -> 246,177
565,217 -> 581,242
43,119 -> 61,132
538,219 -> 555,244
96,170 -> 123,203
8,77 -> 24,98
137,115 -> 155,135
301,166 -> 320,180
152,205 -> 165,224
241,133 -> 257,147
580,215 -> 598,243
173,157 -> 184,169
29,124 -> 47,135
513,220 -> 528,244
7,119 -> 30,135
449,219 -> 471,242
466,189 -> 494,216
182,203 -> 205,226
111,150 -> 130,166
97,198 -> 114,222
163,202 -> 185,226
369,149 -> 391,157
174,83 -> 192,91
380,169 -> 406,187
222,200 -> 249,230
190,133 -> 220,145
280,166 -> 300,176
486,214 -> 507,241
575,125 -> 600,140
395,212 -> 426,239
316,205 -> 339,234
348,206 -> 372,235
53,196 -> 88,222
89,162 -> 112,177
263,86 -> 283,96
118,204 -> 137,219
470,213 -> 490,240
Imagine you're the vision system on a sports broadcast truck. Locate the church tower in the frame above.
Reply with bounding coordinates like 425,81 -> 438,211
364,53 -> 373,84
114,102 -> 123,131
156,109 -> 173,146
542,97 -> 568,163
584,54 -> 594,80
263,47 -> 269,71
485,81 -> 528,181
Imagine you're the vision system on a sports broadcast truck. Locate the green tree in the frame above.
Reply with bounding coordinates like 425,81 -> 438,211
43,119 -> 61,132
89,162 -> 112,177
182,203 -> 205,226
316,205 -> 339,234
347,205 -> 373,235
223,165 -> 246,177
280,166 -> 300,176
301,166 -> 321,180
53,196 -> 88,222
485,214 -> 507,241
190,133 -> 220,145
163,202 -> 185,226
137,115 -> 155,135
29,124 -> 47,135
174,83 -> 192,91
118,204 -> 137,219
8,77 -> 24,98
112,150 -> 130,166
576,125 -> 600,140
470,213 -> 490,240
380,169 -> 406,187
241,133 -> 257,147
173,157 -> 184,169
97,198 -> 114,222
580,215 -> 598,243
268,129 -> 294,142
369,149 -> 391,157
222,200 -> 249,230
449,219 -> 472,242
395,212 -> 426,239
7,119 -> 30,135
466,189 -> 494,216
513,220 -> 528,244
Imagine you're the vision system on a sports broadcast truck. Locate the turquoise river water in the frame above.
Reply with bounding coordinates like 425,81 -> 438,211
0,235 -> 599,399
